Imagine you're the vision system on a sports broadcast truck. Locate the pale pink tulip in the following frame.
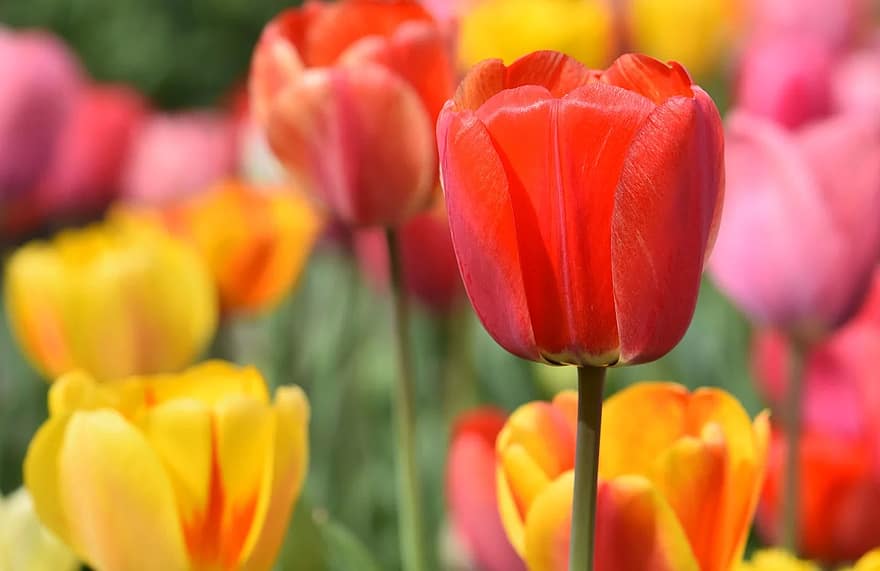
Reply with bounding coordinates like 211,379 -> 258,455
748,0 -> 869,52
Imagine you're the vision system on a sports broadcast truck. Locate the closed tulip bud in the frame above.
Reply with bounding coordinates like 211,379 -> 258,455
446,408 -> 525,571
623,0 -> 742,78
0,30 -> 81,207
250,0 -> 456,227
147,180 -> 322,315
24,361 -> 309,571
121,111 -> 238,205
0,487 -> 78,571
4,214 -> 217,382
709,110 -> 880,335
458,0 -> 615,69
496,383 -> 769,571
438,51 -> 724,367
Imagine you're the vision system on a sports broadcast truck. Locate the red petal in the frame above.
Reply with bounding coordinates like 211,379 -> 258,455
438,107 -> 538,361
476,83 -> 653,364
602,54 -> 693,105
612,90 -> 723,364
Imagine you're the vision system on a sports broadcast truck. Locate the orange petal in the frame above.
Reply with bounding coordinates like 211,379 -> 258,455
601,54 -> 693,104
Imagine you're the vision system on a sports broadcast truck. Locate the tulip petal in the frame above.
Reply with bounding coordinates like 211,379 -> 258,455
612,90 -> 723,364
522,471 -> 572,571
243,386 -> 310,571
58,410 -> 188,571
438,107 -> 538,360
594,476 -> 700,571
601,54 -> 693,104
476,82 -> 654,364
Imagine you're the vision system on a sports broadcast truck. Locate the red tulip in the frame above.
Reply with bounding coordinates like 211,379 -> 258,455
250,0 -> 456,227
446,408 -> 525,571
708,109 -> 880,334
753,274 -> 880,562
436,51 -> 724,366
121,111 -> 238,205
0,30 -> 81,207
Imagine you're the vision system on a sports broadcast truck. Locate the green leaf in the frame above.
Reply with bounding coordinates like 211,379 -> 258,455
319,517 -> 384,571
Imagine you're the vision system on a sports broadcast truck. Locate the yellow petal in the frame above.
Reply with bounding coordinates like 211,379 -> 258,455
523,471 -> 573,571
214,396 -> 276,567
497,464 -> 527,557
58,410 -> 188,570
243,385 -> 311,571
497,399 -> 576,481
500,444 -> 553,522
852,550 -> 880,571
738,549 -> 820,571
0,488 -> 79,571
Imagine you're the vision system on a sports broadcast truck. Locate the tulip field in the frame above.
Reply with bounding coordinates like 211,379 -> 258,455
1,0 -> 880,570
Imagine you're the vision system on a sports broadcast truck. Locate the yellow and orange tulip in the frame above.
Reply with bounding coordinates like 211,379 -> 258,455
4,215 -> 217,382
458,0 -> 615,69
145,180 -> 321,315
24,361 -> 309,571
496,382 -> 769,571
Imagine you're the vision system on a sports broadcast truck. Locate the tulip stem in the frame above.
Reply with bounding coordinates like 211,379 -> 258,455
782,337 -> 808,554
569,365 -> 606,571
385,228 -> 428,571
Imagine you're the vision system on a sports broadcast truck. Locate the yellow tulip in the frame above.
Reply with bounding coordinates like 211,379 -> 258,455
0,487 -> 78,571
496,382 -> 769,571
738,550 -> 820,571
4,214 -> 217,382
458,0 -> 615,69
140,180 -> 321,315
850,550 -> 880,571
24,361 -> 309,571
625,0 -> 742,78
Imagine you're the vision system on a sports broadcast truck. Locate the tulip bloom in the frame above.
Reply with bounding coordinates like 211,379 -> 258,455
747,0 -> 869,53
250,0 -> 455,227
447,408 -> 525,571
24,361 -> 309,571
145,180 -> 321,314
0,487 -> 78,571
437,51 -> 724,366
709,108 -> 880,334
496,383 -> 769,571
121,111 -> 238,205
457,0 -> 615,70
4,215 -> 217,382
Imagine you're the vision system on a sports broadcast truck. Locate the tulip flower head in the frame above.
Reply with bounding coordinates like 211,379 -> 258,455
24,361 -> 310,571
250,0 -> 456,227
496,382 -> 769,571
4,215 -> 217,382
0,487 -> 78,571
437,51 -> 724,367
148,180 -> 322,315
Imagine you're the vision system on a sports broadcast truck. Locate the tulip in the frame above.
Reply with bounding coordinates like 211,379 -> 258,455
24,361 -> 309,571
144,180 -> 321,315
4,214 -> 217,382
457,0 -> 615,70
250,0 -> 456,227
738,549 -> 819,571
437,51 -> 724,367
832,47 -> 880,120
0,487 -> 79,571
850,551 -> 880,571
0,30 -> 81,209
121,111 -> 238,205
747,0 -> 869,53
354,199 -> 462,312
623,0 -> 742,78
447,407 -> 525,571
496,382 -> 769,571
708,110 -> 880,335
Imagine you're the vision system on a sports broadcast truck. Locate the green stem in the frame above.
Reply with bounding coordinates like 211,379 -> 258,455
781,338 -> 808,554
385,229 -> 428,571
569,365 -> 606,571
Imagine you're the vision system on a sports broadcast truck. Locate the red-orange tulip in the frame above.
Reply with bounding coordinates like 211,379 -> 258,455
250,0 -> 456,227
437,51 -> 724,367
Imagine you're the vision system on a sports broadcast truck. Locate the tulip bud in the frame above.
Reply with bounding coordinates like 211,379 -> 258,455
24,361 -> 309,571
4,214 -> 217,381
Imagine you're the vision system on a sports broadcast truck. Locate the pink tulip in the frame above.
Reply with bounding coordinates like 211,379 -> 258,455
735,36 -> 834,129
832,46 -> 880,120
747,0 -> 869,53
708,110 -> 880,334
446,408 -> 525,571
752,273 -> 880,562
121,111 -> 238,205
0,30 -> 81,204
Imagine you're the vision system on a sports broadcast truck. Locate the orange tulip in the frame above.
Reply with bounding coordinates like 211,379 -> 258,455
250,0 -> 456,227
145,180 -> 321,315
496,383 -> 769,571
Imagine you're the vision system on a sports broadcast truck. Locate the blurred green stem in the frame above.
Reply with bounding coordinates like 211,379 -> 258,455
782,338 -> 808,553
385,229 -> 428,571
569,365 -> 606,571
